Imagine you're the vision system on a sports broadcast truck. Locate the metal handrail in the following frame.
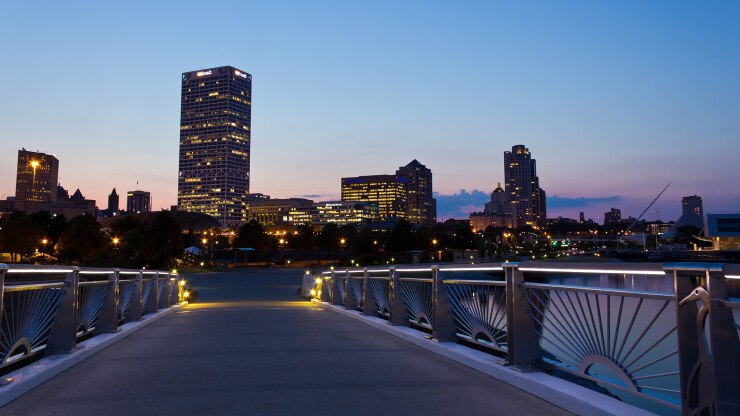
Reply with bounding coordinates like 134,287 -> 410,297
442,279 -> 506,286
4,282 -> 67,292
310,261 -> 740,415
0,264 -> 184,372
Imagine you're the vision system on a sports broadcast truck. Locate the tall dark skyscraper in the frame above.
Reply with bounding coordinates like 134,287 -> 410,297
504,145 -> 547,228
108,188 -> 119,211
15,149 -> 59,212
177,66 -> 252,227
127,190 -> 151,214
682,195 -> 703,218
396,160 -> 436,225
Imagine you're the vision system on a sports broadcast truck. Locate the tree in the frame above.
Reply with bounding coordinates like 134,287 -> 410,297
316,223 -> 341,251
0,211 -> 43,260
288,225 -> 315,251
55,215 -> 108,263
386,219 -> 417,252
234,220 -> 273,254
139,211 -> 183,269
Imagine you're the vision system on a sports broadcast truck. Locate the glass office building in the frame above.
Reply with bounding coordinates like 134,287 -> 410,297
177,66 -> 252,227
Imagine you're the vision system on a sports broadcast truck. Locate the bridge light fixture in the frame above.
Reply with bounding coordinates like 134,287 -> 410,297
179,279 -> 186,287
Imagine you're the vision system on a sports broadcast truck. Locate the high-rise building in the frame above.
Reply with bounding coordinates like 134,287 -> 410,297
504,145 -> 546,228
177,66 -> 252,227
108,188 -> 119,211
579,212 -> 585,223
15,149 -> 59,212
604,208 -> 622,225
127,190 -> 151,214
341,175 -> 407,221
682,195 -> 703,218
246,198 -> 313,226
396,160 -> 436,225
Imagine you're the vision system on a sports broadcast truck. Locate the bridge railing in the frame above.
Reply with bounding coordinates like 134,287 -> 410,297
310,262 -> 740,415
0,264 -> 185,372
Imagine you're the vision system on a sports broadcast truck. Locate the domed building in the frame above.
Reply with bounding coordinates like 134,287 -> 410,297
470,183 -> 516,231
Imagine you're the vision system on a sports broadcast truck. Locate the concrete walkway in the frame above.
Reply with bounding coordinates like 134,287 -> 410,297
4,270 -> 571,415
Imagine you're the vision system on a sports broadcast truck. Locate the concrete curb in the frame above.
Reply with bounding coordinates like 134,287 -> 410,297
314,300 -> 655,416
0,303 -> 186,407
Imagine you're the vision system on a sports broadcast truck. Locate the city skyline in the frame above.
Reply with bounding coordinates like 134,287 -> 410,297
1,2 -> 739,221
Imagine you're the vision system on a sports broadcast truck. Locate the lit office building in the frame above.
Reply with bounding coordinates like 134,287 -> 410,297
341,175 -> 407,221
504,145 -> 546,228
246,198 -> 314,226
312,201 -> 378,227
15,149 -> 59,213
396,160 -> 436,225
177,66 -> 252,227
127,190 -> 152,214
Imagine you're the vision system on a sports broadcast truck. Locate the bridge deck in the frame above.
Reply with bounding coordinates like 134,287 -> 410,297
5,270 -> 570,415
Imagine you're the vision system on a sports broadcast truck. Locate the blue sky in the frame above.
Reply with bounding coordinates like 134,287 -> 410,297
0,1 -> 738,220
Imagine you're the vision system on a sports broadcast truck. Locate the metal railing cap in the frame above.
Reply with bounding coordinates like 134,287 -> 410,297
6,264 -> 80,273
663,262 -> 725,273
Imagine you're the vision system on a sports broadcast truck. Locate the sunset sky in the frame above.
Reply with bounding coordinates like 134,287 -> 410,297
1,1 -> 738,221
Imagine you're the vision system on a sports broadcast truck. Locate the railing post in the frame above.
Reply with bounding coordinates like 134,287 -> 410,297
169,277 -> 178,305
128,271 -> 143,321
0,265 -> 7,329
343,270 -> 352,309
98,269 -> 120,333
671,263 -> 740,415
47,267 -> 80,354
388,267 -> 406,326
361,268 -> 375,316
505,263 -> 540,370
317,276 -> 324,302
432,266 -> 456,342
707,265 -> 740,415
147,272 -> 159,313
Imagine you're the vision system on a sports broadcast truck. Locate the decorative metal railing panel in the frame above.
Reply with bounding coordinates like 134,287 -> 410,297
157,279 -> 167,308
334,276 -> 345,303
369,277 -> 389,317
398,277 -> 433,330
0,265 -> 182,373
348,277 -> 363,311
76,282 -> 109,337
141,279 -> 154,315
1,284 -> 63,367
525,283 -> 679,408
118,279 -> 136,322
446,281 -> 507,352
311,262 -> 740,415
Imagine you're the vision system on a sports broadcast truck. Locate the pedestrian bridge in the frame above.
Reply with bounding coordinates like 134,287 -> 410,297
0,262 -> 738,415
